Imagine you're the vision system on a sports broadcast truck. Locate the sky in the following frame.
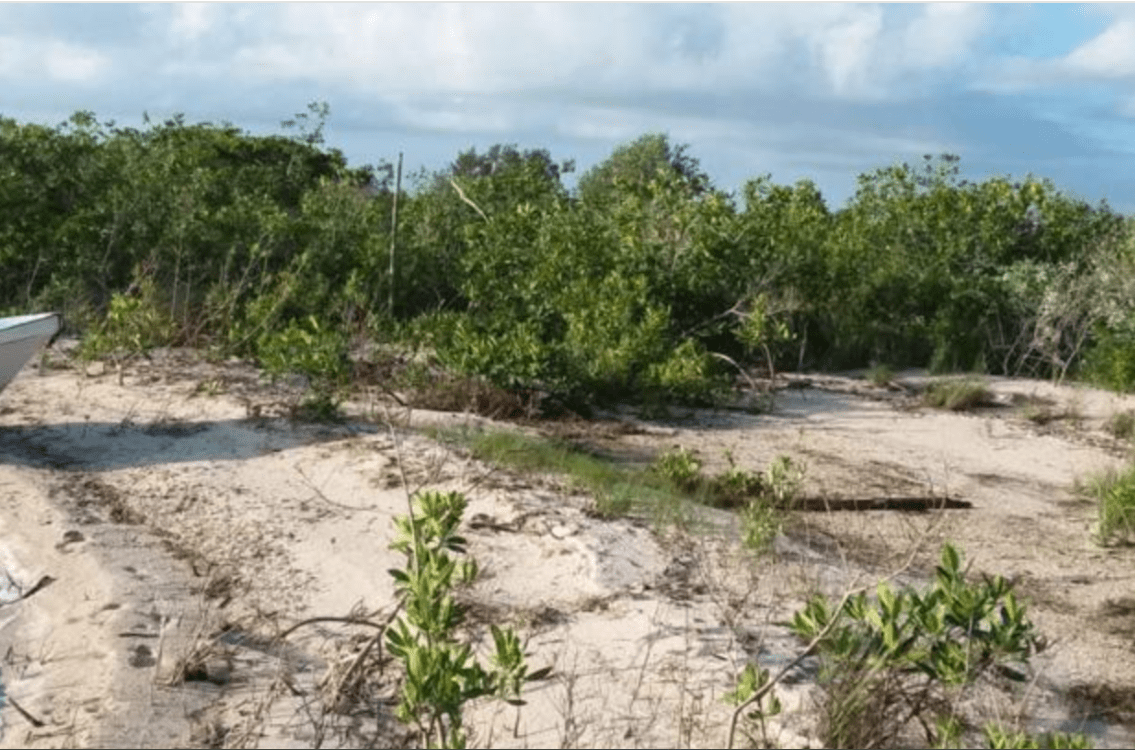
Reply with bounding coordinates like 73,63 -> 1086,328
3,2 -> 1135,213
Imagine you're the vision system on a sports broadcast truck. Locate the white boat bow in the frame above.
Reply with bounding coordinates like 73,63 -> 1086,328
0,313 -> 62,395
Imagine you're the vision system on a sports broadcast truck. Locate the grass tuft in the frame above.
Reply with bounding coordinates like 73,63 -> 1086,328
1105,410 -> 1135,441
866,364 -> 895,387
1078,462 -> 1135,546
923,377 -> 996,411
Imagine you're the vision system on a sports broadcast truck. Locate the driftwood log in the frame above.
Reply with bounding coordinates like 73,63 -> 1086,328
784,495 -> 971,512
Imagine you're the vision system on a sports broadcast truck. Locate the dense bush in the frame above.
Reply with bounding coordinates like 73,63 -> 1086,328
3,107 -> 1132,408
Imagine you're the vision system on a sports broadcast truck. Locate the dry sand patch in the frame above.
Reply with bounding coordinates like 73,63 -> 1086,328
0,349 -> 1133,747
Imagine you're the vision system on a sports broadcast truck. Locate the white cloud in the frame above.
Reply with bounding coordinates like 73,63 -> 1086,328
556,108 -> 642,143
169,4 -> 214,43
224,3 -> 992,106
386,95 -> 519,135
976,14 -> 1135,95
900,3 -> 987,70
793,3 -> 987,99
1064,18 -> 1135,77
46,40 -> 108,82
231,4 -> 666,94
0,35 -> 108,83
807,6 -> 885,98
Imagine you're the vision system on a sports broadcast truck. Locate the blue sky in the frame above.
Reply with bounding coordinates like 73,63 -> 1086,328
3,3 -> 1135,212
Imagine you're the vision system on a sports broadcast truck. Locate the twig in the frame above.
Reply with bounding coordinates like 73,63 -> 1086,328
294,465 -> 376,511
384,403 -> 421,572
726,586 -> 853,749
709,351 -> 762,394
792,494 -> 971,512
726,538 -> 927,749
371,377 -> 408,407
449,178 -> 489,223
328,603 -> 406,708
3,575 -> 57,606
276,614 -> 389,642
7,696 -> 45,728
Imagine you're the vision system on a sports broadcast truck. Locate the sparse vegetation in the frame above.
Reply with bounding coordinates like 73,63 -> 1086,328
424,428 -> 802,549
1105,410 -> 1135,441
786,544 -> 1042,749
924,377 -> 996,411
982,723 -> 1093,749
722,543 -> 1082,750
653,447 -> 704,492
1020,400 -> 1058,425
425,426 -> 687,521
1077,462 -> 1135,546
7,104 -> 1135,749
386,488 -> 542,748
867,363 -> 895,387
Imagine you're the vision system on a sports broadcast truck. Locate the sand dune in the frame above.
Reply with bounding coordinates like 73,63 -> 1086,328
1,345 -> 1134,747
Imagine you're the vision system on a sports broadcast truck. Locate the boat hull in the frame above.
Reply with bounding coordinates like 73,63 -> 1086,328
0,313 -> 61,395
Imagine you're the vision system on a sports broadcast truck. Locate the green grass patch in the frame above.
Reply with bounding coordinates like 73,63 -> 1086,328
866,364 -> 895,387
422,425 -> 690,522
422,425 -> 805,557
1077,462 -> 1135,546
420,426 -> 796,544
923,377 -> 996,411
1105,410 -> 1135,441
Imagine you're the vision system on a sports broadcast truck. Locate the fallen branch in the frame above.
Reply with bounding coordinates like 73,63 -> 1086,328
787,495 -> 971,512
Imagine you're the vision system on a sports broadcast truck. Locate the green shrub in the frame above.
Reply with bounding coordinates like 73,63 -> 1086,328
1105,410 -> 1135,441
653,448 -> 703,492
1081,324 -> 1135,394
737,456 -> 804,554
740,498 -> 782,553
643,338 -> 729,405
710,461 -> 767,508
764,455 -> 805,507
387,489 -> 545,747
256,315 -> 350,418
79,274 -> 176,361
788,544 -> 1040,749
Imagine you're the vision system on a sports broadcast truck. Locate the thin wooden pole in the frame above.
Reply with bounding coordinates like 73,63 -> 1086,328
389,152 -> 403,317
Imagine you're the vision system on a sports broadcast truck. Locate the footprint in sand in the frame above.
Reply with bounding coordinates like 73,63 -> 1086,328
55,529 -> 85,552
128,643 -> 157,668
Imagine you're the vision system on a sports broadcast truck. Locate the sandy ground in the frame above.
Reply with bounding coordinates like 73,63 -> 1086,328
0,343 -> 1134,748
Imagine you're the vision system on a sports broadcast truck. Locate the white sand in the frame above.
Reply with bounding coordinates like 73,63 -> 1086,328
1,347 -> 1133,747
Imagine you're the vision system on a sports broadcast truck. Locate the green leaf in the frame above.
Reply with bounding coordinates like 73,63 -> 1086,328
877,581 -> 896,616
941,542 -> 961,576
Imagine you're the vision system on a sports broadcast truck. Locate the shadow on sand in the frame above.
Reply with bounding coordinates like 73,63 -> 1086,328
0,417 -> 381,472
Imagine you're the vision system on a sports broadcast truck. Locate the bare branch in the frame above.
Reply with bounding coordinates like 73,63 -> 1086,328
450,178 -> 489,223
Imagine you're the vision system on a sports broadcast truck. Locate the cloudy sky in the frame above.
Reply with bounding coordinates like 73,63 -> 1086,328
3,2 -> 1135,212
